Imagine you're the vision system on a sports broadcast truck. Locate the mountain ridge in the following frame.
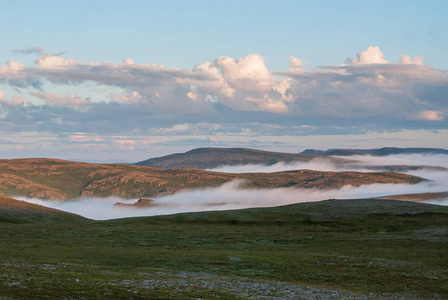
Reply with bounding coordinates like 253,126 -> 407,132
134,147 -> 448,170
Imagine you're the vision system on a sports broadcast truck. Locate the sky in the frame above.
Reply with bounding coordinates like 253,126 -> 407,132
1,0 -> 447,162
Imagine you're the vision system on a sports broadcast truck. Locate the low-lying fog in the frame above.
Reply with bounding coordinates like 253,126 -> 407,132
206,154 -> 448,173
18,154 -> 448,220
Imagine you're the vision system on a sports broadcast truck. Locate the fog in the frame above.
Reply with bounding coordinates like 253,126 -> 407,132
207,154 -> 448,173
18,172 -> 448,220
206,159 -> 348,173
16,153 -> 448,220
333,154 -> 448,169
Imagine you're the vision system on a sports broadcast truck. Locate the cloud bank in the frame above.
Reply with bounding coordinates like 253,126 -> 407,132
18,154 -> 448,220
18,175 -> 448,220
1,46 -> 447,132
1,46 -> 448,160
208,153 -> 448,173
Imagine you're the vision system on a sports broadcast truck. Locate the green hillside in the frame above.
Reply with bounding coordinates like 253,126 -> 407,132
0,195 -> 86,223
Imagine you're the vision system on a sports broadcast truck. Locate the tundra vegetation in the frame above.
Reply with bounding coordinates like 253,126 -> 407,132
1,195 -> 447,299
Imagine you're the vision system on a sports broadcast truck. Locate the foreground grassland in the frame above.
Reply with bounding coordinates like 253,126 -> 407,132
1,199 -> 447,299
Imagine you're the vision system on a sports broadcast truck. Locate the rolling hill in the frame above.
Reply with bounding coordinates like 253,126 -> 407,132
0,195 -> 85,223
0,158 -> 424,200
134,147 -> 448,170
378,191 -> 448,202
134,147 -> 321,169
1,198 -> 447,298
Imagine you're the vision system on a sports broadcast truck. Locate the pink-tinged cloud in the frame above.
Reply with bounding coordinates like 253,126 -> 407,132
0,46 -> 447,132
30,91 -> 91,112
400,55 -> 424,66
349,46 -> 388,65
192,54 -> 291,113
10,95 -> 24,106
69,134 -> 104,142
289,56 -> 304,72
109,91 -> 142,104
413,110 -> 445,121
0,87 -> 24,106
36,55 -> 79,68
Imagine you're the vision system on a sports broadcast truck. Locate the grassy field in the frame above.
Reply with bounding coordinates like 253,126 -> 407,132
1,198 -> 447,299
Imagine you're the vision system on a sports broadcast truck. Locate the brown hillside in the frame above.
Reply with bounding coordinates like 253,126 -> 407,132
0,158 -> 425,200
378,191 -> 448,202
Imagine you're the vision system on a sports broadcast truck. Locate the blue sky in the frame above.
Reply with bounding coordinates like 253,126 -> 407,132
0,0 -> 447,161
3,0 -> 447,70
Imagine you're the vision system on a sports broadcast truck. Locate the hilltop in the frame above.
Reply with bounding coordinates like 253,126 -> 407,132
0,195 -> 85,223
379,191 -> 448,202
134,147 -> 448,170
0,158 -> 424,199
135,147 -> 320,169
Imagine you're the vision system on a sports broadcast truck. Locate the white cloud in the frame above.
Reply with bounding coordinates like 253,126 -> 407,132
0,46 -> 447,141
350,46 -> 388,65
36,55 -> 79,68
400,55 -> 424,66
289,55 -> 303,72
0,60 -> 25,77
192,54 -> 290,113
215,54 -> 271,82
121,58 -> 136,65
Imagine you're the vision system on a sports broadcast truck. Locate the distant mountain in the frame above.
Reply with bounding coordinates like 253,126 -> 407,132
135,147 -> 332,169
0,195 -> 85,223
0,158 -> 424,200
135,147 -> 448,170
301,147 -> 448,156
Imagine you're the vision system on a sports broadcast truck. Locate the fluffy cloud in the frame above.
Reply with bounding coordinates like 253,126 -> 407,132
0,60 -> 25,75
400,55 -> 424,66
192,54 -> 291,113
0,46 -> 447,139
36,55 -> 79,68
289,56 -> 304,72
349,46 -> 388,65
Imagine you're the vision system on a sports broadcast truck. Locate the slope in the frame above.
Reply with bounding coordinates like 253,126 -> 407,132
134,147 -> 323,169
0,195 -> 86,223
135,147 -> 448,170
1,199 -> 447,298
0,158 -> 424,199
